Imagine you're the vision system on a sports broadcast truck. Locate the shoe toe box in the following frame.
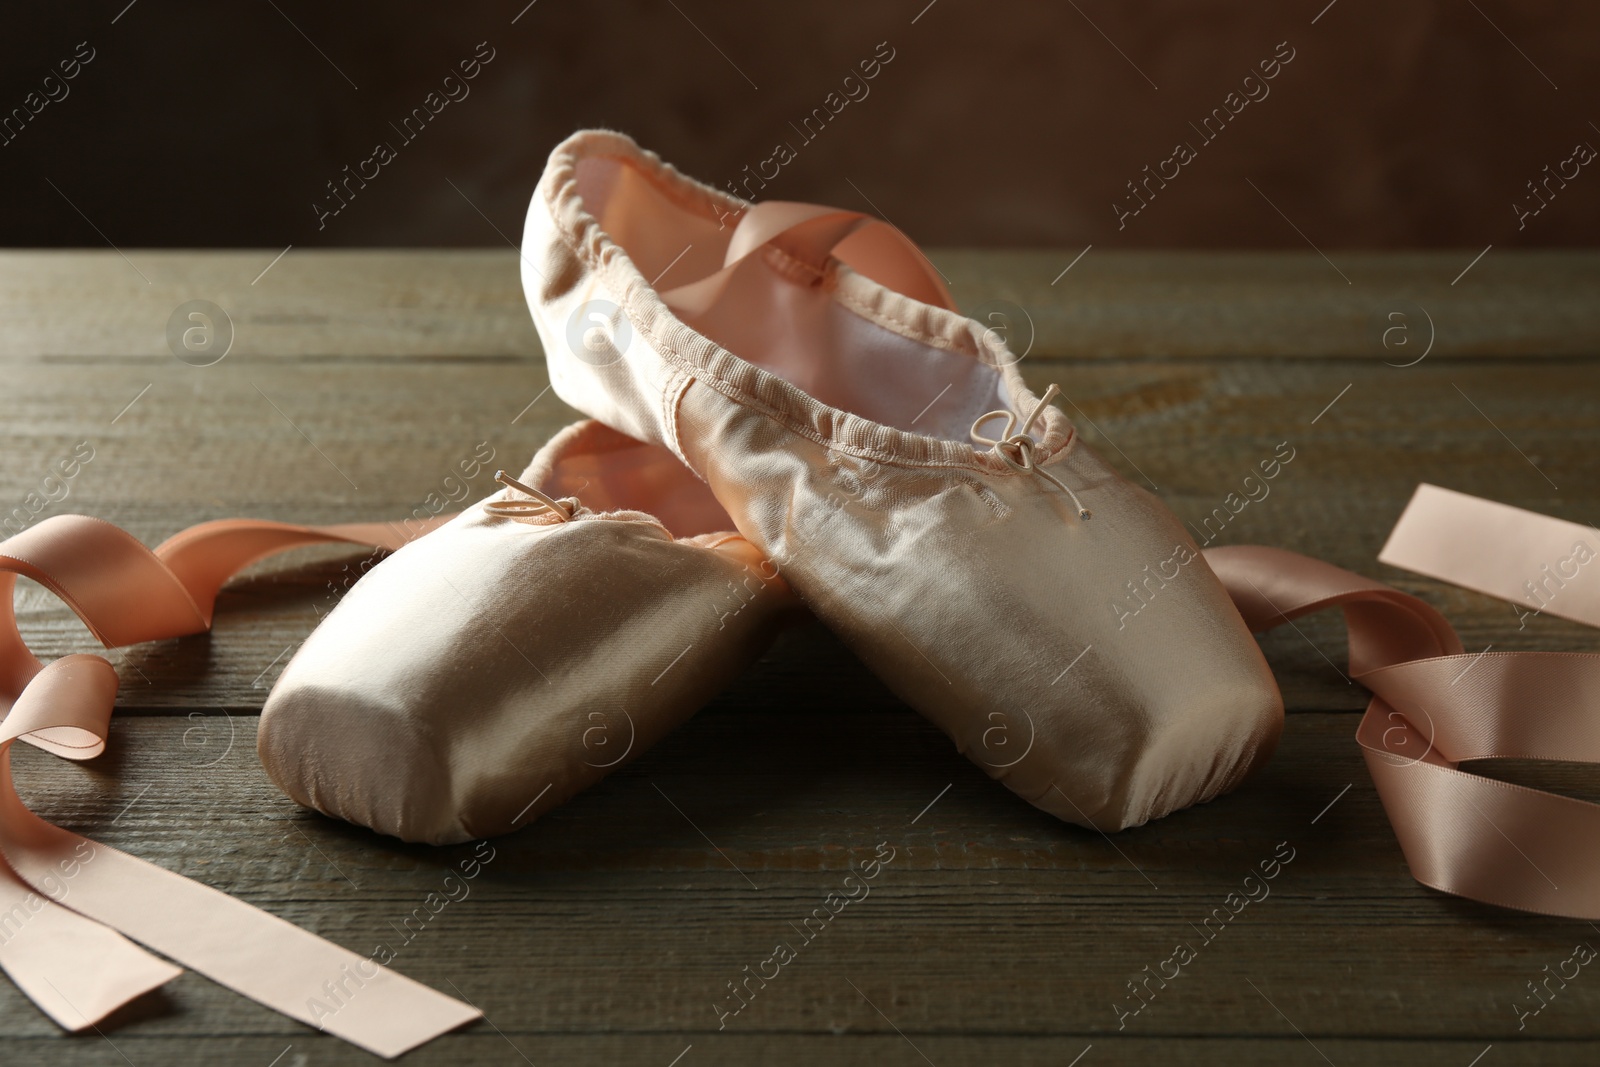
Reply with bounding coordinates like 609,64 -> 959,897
259,507 -> 792,844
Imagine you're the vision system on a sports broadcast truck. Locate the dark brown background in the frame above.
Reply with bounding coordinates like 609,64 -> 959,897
3,0 -> 1596,249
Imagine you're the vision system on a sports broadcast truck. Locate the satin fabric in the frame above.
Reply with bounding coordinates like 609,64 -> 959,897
260,420 -> 797,844
521,130 -> 1284,830
1209,528 -> 1600,920
0,513 -> 479,1056
1378,482 -> 1600,628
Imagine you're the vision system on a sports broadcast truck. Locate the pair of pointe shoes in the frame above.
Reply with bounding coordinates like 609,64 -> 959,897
260,131 -> 1282,845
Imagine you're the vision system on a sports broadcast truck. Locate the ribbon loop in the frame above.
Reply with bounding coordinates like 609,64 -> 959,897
0,512 -> 476,1058
660,199 -> 957,319
1207,495 -> 1600,919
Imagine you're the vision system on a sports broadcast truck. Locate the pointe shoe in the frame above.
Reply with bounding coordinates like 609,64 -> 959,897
518,130 -> 1282,831
259,419 -> 797,844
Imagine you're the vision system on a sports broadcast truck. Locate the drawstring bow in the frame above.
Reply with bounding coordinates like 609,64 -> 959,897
970,384 -> 1091,520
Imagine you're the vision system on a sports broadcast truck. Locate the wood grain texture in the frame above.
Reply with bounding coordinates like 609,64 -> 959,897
0,248 -> 1596,359
1,250 -> 1597,1066
8,1036 -> 1582,1067
6,713 -> 1600,1065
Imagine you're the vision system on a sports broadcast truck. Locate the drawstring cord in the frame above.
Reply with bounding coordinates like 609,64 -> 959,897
485,470 -> 575,522
970,383 -> 1092,520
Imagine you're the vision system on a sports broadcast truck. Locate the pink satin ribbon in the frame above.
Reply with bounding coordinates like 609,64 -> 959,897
1379,482 -> 1600,628
0,514 -> 476,1059
662,200 -> 957,315
1207,483 -> 1600,918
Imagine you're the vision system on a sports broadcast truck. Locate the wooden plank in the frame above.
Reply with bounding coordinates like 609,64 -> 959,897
6,712 -> 1600,1062
4,1035 -> 1581,1067
946,248 -> 1600,359
0,251 -> 542,361
0,249 -> 1595,361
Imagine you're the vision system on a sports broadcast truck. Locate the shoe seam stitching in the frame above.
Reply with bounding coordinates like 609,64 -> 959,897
662,365 -> 695,471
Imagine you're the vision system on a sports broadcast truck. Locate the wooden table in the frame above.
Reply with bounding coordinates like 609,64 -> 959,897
3,249 -> 1599,1066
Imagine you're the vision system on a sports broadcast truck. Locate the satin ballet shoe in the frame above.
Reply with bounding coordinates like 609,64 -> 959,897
519,130 -> 1282,831
259,419 -> 797,845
